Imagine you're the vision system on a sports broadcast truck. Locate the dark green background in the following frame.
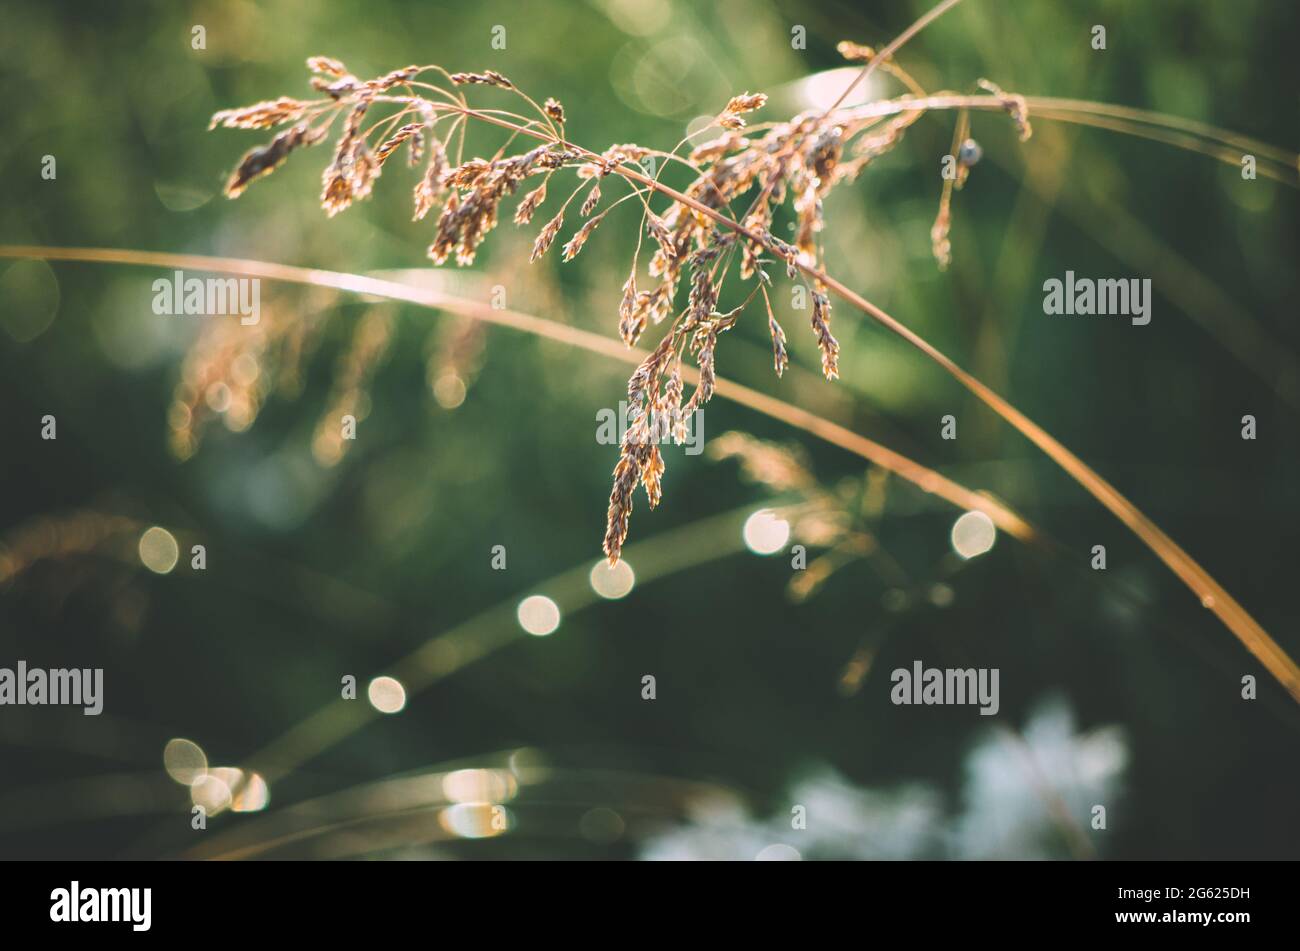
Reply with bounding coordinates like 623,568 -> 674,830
0,0 -> 1297,859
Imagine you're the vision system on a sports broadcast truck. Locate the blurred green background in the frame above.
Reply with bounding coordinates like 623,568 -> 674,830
1,0 -> 1298,859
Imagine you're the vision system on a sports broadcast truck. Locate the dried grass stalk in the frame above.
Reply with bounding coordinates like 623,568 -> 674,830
194,29 -> 1300,702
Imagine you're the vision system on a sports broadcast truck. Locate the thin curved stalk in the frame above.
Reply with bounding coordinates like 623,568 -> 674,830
827,0 -> 966,113
1025,95 -> 1299,168
0,244 -> 1032,543
1030,107 -> 1298,186
833,94 -> 1299,183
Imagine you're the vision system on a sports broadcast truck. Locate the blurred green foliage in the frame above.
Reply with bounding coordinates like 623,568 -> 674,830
0,0 -> 1298,859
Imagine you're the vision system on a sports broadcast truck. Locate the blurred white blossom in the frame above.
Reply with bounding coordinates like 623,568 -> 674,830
641,695 -> 1127,860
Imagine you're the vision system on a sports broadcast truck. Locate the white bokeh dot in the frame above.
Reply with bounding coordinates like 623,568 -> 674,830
590,560 -> 635,599
368,676 -> 407,714
743,510 -> 790,555
517,595 -> 561,636
951,510 -> 996,559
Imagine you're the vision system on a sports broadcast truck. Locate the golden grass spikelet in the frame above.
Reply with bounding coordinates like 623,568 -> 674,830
683,335 -> 717,417
725,92 -> 768,115
765,303 -> 789,378
662,362 -> 686,443
321,170 -> 353,217
350,142 -> 378,202
412,139 -> 449,221
645,213 -> 677,262
761,231 -> 801,279
445,158 -> 492,189
608,144 -> 651,163
580,182 -> 601,217
689,133 -> 750,165
425,191 -> 460,262
319,102 -> 372,217
514,181 -> 547,225
809,127 -> 844,187
531,210 -> 564,262
810,291 -> 839,380
794,184 -> 822,258
306,56 -> 348,77
640,444 -> 665,508
370,66 -> 420,92
626,334 -> 673,422
210,97 -> 308,131
561,213 -> 604,261
450,70 -> 513,88
428,148 -> 553,265
617,273 -> 641,346
224,123 -> 326,198
310,76 -> 353,99
685,243 -> 722,324
375,123 -> 423,167
543,97 -> 565,124
602,429 -> 651,566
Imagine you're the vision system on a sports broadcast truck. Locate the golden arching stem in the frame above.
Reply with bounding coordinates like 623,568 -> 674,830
0,244 -> 1033,545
